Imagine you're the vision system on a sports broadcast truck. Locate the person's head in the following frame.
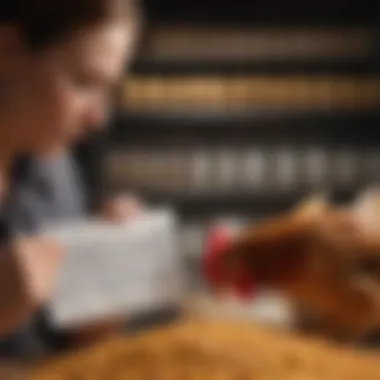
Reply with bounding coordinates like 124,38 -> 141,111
0,0 -> 140,156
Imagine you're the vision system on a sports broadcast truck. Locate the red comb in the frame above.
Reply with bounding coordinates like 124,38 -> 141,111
202,225 -> 256,300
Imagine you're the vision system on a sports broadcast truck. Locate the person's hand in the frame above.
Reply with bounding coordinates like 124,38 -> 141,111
99,194 -> 144,222
0,237 -> 62,336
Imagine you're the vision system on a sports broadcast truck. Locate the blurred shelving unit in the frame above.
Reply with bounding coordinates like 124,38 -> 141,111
101,1 -> 380,263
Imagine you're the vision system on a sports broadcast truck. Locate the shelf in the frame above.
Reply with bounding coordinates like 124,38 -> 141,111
105,187 -> 364,216
112,190 -> 303,215
131,59 -> 380,76
133,22 -> 379,75
111,109 -> 380,141
114,107 -> 380,123
143,1 -> 380,26
121,75 -> 380,115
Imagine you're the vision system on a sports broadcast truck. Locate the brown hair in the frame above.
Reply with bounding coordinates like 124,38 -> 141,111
0,0 -> 139,49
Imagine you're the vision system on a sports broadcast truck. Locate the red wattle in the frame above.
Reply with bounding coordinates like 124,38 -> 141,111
234,274 -> 256,299
202,225 -> 256,300
202,226 -> 230,286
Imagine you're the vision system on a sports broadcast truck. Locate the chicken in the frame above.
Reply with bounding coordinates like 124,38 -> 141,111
206,192 -> 380,342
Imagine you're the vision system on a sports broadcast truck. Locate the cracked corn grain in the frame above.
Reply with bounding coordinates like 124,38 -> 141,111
28,320 -> 380,380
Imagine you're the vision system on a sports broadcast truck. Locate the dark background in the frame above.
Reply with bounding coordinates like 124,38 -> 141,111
76,0 -> 380,214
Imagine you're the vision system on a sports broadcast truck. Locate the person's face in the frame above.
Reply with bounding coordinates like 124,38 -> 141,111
2,20 -> 136,155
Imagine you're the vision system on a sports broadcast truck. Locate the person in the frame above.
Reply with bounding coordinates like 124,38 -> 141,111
0,0 -> 141,357
4,149 -> 143,357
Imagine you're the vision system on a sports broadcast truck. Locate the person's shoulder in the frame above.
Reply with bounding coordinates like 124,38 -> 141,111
32,150 -> 77,173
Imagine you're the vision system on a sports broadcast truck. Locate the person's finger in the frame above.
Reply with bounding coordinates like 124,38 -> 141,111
103,195 -> 145,221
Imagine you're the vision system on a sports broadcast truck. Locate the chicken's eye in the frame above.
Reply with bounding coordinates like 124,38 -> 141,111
355,257 -> 380,280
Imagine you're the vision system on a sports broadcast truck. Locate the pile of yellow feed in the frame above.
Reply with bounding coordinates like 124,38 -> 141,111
29,320 -> 380,380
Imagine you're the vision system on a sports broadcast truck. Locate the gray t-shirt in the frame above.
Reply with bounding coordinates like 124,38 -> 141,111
0,153 -> 86,358
7,153 -> 86,233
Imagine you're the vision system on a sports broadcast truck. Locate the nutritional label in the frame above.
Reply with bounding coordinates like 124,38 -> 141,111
44,209 -> 182,328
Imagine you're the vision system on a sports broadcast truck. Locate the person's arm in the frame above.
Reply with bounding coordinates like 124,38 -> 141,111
0,237 -> 61,337
0,253 -> 33,336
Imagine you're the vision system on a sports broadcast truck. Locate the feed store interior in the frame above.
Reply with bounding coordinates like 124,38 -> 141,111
7,0 -> 380,379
